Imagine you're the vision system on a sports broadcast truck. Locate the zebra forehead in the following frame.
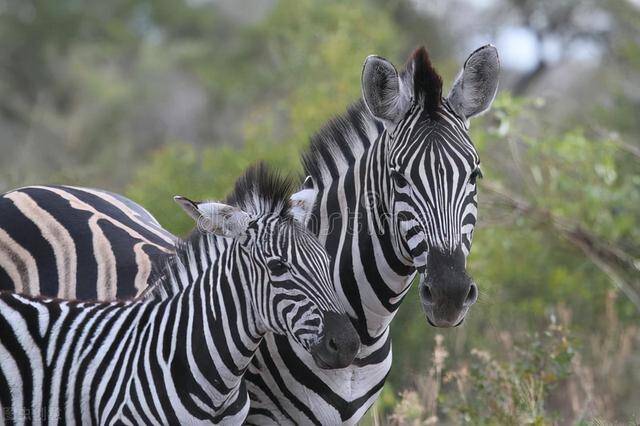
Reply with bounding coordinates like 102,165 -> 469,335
390,107 -> 476,152
261,219 -> 320,250
390,131 -> 479,171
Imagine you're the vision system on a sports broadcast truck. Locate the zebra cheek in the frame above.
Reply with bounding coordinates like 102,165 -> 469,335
413,251 -> 428,270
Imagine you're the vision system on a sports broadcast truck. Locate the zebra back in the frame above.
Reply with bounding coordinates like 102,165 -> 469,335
0,185 -> 175,299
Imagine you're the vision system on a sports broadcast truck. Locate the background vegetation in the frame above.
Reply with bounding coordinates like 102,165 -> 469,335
1,0 -> 638,423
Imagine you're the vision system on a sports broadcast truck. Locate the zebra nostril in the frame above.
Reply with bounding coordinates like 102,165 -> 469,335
328,337 -> 338,353
465,283 -> 478,305
420,284 -> 433,304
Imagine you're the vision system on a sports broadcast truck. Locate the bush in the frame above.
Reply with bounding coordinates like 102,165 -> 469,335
386,319 -> 574,425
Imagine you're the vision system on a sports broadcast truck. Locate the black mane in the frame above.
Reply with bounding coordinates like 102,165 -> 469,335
402,46 -> 443,118
226,162 -> 296,217
301,99 -> 383,181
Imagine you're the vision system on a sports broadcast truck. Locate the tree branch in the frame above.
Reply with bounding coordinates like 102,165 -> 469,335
481,179 -> 640,311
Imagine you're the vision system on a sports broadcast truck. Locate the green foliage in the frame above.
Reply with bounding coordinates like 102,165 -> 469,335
237,0 -> 407,170
127,0 -> 411,232
126,143 -> 252,236
442,323 -> 574,425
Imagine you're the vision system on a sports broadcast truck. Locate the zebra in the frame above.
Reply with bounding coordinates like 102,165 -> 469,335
0,163 -> 359,425
0,44 -> 499,424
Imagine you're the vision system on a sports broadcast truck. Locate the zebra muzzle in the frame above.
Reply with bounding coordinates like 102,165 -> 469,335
310,311 -> 360,369
419,247 -> 478,328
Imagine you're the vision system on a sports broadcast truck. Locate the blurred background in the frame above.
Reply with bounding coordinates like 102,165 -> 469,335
0,0 -> 638,423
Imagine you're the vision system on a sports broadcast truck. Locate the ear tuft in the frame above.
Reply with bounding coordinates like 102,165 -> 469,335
289,179 -> 317,226
302,175 -> 313,189
407,46 -> 442,117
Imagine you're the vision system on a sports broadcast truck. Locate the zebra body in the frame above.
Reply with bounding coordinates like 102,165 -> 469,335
0,185 -> 175,299
0,285 -> 251,424
0,165 -> 358,425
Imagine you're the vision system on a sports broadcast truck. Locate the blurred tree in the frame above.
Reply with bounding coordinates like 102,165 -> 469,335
126,0 -> 434,226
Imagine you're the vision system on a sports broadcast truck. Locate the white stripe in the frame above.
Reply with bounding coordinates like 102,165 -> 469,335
5,192 -> 77,298
0,228 -> 40,295
0,298 -> 44,424
0,342 -> 25,426
12,295 -> 49,337
133,243 -> 153,296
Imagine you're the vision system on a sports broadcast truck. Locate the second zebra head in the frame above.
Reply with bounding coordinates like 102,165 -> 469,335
176,164 -> 360,369
359,45 -> 500,327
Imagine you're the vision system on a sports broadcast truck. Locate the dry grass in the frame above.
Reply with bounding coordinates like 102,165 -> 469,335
384,297 -> 639,425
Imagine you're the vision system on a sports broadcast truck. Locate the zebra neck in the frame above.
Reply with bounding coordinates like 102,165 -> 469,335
304,102 -> 416,342
161,268 -> 264,415
133,260 -> 265,418
146,233 -> 228,299
138,234 -> 267,413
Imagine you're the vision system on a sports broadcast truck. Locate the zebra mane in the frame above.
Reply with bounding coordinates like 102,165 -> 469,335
402,46 -> 443,118
301,99 -> 383,181
226,161 -> 296,218
142,163 -> 297,300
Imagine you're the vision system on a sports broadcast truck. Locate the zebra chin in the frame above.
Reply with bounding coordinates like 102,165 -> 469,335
309,311 -> 361,369
418,247 -> 479,328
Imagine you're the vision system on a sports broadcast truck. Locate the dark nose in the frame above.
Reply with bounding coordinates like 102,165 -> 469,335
419,247 -> 477,328
311,311 -> 360,369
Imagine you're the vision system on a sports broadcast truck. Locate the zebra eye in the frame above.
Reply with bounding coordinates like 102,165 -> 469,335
267,259 -> 289,275
391,171 -> 409,188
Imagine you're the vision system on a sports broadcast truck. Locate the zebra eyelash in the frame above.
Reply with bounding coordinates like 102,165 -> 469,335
470,166 -> 483,181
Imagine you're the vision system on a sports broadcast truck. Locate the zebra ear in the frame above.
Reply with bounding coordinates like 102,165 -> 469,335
446,45 -> 500,121
174,196 -> 250,238
288,177 -> 316,226
361,55 -> 411,128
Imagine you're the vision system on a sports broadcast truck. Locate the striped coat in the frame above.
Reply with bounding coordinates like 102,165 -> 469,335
0,185 -> 175,299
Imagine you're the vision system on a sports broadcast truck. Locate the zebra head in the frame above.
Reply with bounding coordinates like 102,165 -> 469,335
176,164 -> 360,369
360,45 -> 500,327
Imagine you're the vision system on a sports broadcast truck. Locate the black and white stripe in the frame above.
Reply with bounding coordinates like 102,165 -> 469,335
0,165 -> 357,424
0,185 -> 175,299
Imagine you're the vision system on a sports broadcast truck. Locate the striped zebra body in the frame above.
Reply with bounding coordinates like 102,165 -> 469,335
0,165 -> 358,425
0,185 -> 175,299
0,281 -> 251,424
